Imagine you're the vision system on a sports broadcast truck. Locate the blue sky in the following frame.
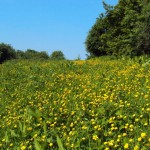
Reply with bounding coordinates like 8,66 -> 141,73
0,0 -> 118,60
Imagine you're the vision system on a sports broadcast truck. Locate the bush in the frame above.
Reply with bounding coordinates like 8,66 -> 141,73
16,50 -> 26,59
0,43 -> 16,63
50,50 -> 66,60
38,51 -> 49,59
23,49 -> 49,60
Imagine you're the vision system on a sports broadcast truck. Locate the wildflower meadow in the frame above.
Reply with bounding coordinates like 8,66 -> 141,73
0,57 -> 150,150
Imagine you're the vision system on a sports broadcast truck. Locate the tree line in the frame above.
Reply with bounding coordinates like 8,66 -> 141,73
85,0 -> 150,58
0,43 -> 65,63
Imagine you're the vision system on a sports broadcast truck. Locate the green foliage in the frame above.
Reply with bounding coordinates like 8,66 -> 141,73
0,43 -> 50,62
50,50 -> 66,60
133,2 -> 150,55
57,136 -> 65,150
16,49 -> 49,60
0,58 -> 150,149
25,49 -> 38,59
0,43 -> 16,63
38,51 -> 49,59
25,49 -> 49,60
85,0 -> 150,58
16,50 -> 26,59
85,16 -> 107,56
34,139 -> 43,150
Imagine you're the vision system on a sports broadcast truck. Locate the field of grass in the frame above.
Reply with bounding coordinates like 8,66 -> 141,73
0,57 -> 150,150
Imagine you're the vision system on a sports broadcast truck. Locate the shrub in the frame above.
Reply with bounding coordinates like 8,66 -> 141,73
50,50 -> 66,60
0,43 -> 16,63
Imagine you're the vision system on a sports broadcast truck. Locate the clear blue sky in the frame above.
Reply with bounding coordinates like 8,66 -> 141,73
0,0 -> 118,60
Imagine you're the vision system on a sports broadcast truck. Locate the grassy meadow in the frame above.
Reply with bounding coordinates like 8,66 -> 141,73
0,57 -> 150,150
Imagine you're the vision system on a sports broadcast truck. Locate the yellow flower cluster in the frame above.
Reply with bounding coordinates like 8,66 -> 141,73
0,58 -> 149,149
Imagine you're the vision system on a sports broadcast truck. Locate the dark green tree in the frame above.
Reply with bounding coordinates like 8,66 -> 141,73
38,51 -> 49,59
50,50 -> 66,60
16,49 -> 49,59
133,1 -> 150,55
85,0 -> 149,58
25,49 -> 38,59
85,15 -> 107,57
16,50 -> 26,59
0,43 -> 16,63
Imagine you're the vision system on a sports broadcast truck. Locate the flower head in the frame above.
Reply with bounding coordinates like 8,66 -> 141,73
124,143 -> 129,149
141,132 -> 146,138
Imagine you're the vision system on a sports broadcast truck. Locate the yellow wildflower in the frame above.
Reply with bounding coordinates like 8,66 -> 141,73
141,132 -> 146,138
124,143 -> 129,149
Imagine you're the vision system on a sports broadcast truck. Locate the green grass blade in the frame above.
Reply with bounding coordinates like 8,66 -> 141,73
34,139 -> 43,150
57,136 -> 65,150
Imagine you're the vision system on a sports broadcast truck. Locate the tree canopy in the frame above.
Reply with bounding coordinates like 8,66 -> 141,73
0,43 -> 16,63
50,50 -> 66,60
0,43 -> 66,63
85,0 -> 150,57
